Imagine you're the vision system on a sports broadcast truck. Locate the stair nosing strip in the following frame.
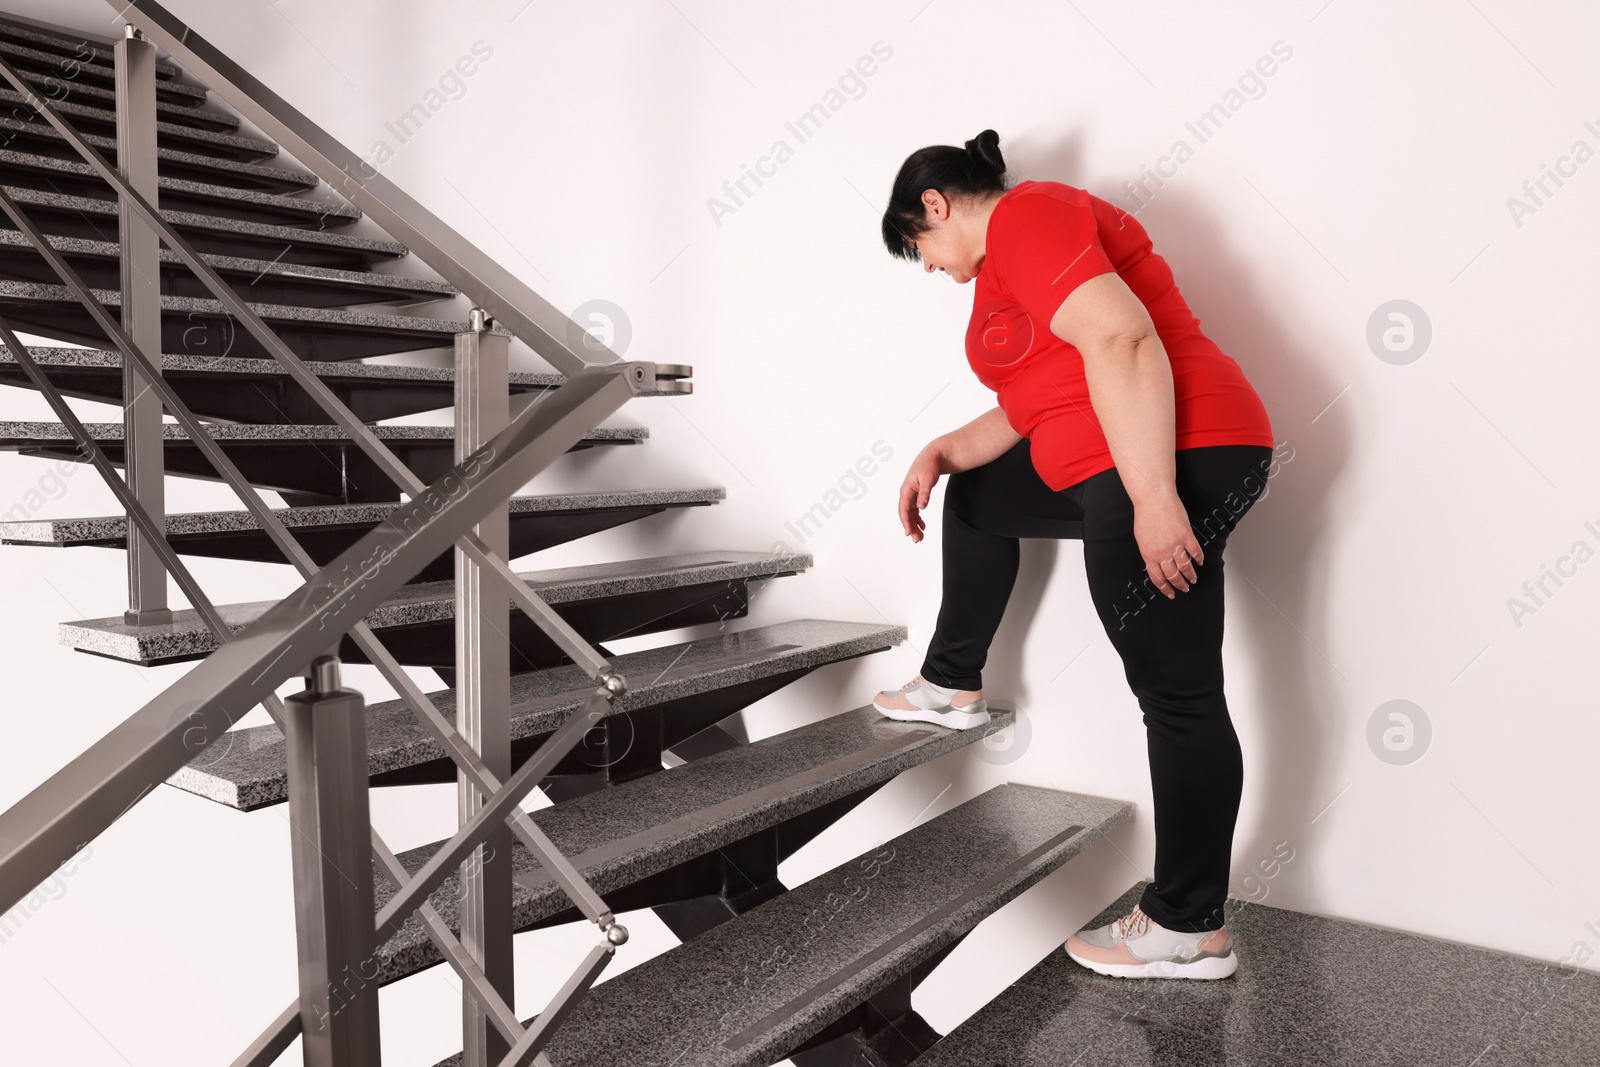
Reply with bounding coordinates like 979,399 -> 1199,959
722,820 -> 1090,1053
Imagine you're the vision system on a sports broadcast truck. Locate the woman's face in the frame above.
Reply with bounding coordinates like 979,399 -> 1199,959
910,189 -> 985,284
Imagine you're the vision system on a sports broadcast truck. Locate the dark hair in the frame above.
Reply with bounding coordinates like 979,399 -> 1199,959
881,128 -> 1012,261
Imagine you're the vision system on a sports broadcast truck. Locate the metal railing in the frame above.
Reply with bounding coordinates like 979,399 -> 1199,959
0,7 -> 694,1065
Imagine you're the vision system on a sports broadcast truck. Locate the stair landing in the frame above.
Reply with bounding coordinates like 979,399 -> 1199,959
916,879 -> 1600,1067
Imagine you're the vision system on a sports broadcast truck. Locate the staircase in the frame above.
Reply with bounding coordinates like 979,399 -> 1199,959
0,7 -> 1134,1067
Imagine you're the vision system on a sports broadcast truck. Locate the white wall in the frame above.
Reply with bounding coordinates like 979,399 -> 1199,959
3,1 -> 1599,1064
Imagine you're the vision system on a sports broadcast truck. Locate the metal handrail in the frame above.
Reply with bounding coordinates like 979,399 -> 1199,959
0,15 -> 675,1063
0,51 -> 661,681
0,317 -> 532,1052
110,0 -> 636,383
0,177 -> 628,1063
0,48 -> 631,926
0,354 -> 635,909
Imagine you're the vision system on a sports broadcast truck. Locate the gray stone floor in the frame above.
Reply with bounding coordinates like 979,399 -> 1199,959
918,880 -> 1600,1066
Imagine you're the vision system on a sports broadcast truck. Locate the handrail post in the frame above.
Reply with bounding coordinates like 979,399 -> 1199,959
114,25 -> 170,624
454,308 -> 513,1067
285,655 -> 382,1067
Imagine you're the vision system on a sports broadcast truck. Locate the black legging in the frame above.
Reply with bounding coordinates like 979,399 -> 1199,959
921,439 -> 1276,932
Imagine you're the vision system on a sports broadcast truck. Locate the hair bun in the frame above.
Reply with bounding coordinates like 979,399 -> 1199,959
964,128 -> 1006,179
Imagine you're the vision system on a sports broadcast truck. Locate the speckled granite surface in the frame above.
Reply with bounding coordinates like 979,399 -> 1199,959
60,548 -> 805,663
0,188 -> 403,257
0,146 -> 356,222
0,421 -> 640,443
1,486 -> 723,545
0,280 -> 494,335
372,699 -> 997,984
155,145 -> 314,188
0,38 -> 199,100
431,784 -> 1130,1067
0,88 -> 275,157
4,63 -> 234,130
168,618 -> 901,809
0,20 -> 182,78
916,880 -> 1600,1067
0,343 -> 690,401
0,231 -> 455,297
0,346 -> 546,385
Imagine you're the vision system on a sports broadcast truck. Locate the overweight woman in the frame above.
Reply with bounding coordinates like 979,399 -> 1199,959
873,129 -> 1279,980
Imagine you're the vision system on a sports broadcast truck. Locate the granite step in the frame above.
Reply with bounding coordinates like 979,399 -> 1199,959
0,420 -> 645,509
0,38 -> 204,105
0,190 -> 397,268
369,697 -> 993,987
0,232 -> 453,309
0,347 -> 555,424
59,549 -> 812,668
914,879 -> 1600,1067
14,135 -> 315,194
3,64 -> 236,131
431,784 -> 1132,1067
0,149 -> 359,227
170,618 -> 903,811
2,486 -> 725,582
0,283 -> 481,361
0,89 -> 279,160
0,18 -> 182,79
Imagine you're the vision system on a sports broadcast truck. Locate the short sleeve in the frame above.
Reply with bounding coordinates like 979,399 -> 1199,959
994,192 -> 1117,331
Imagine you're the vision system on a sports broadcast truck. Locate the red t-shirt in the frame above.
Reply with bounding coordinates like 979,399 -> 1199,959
965,179 -> 1274,490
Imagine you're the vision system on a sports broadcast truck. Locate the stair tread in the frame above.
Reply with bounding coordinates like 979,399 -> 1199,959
0,105 -> 265,159
170,617 -> 902,811
0,347 -> 546,383
0,189 -> 404,256
0,64 -> 237,130
0,82 -> 236,133
0,117 -> 314,189
374,696 -> 983,984
0,19 -> 183,78
59,549 -> 811,663
0,231 -> 455,300
0,421 -> 642,443
0,281 -> 498,336
0,38 -> 200,99
433,784 -> 1131,1067
2,487 -> 726,544
0,88 -> 277,157
0,149 -> 360,222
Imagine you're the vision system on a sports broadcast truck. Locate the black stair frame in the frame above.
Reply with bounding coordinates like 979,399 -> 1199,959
788,946 -> 957,1067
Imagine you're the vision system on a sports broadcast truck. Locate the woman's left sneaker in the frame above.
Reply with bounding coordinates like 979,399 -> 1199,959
873,674 -> 990,729
1064,901 -> 1238,979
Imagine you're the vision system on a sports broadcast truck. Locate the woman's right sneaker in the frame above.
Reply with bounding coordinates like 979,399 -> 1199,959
873,674 -> 990,729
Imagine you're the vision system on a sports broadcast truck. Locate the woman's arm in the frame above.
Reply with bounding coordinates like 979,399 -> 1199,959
1048,272 -> 1175,506
929,405 -> 1023,474
897,406 -> 1022,543
1048,271 -> 1202,596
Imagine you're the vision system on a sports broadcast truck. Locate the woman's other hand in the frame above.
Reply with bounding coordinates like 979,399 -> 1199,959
1133,487 -> 1204,597
898,445 -> 944,543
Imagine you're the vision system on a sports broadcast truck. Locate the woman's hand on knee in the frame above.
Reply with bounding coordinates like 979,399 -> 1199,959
1133,488 -> 1204,597
898,446 -> 943,543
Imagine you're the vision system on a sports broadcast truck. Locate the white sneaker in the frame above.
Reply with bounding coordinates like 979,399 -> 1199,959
872,674 -> 990,729
1064,901 -> 1238,980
